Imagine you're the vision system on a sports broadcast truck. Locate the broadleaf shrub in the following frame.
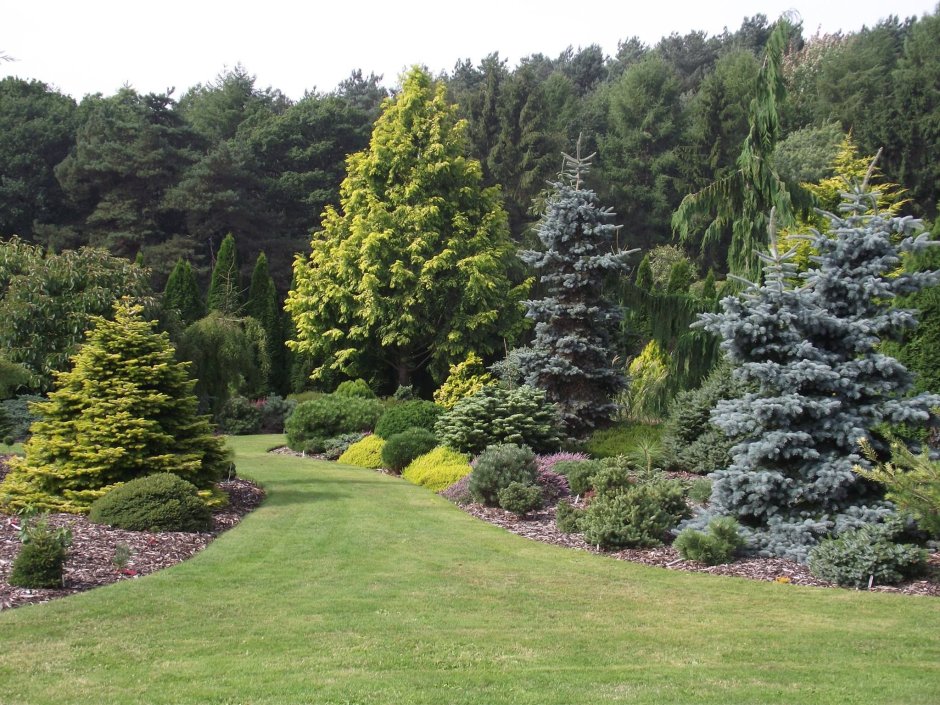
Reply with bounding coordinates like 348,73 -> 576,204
674,516 -> 744,565
402,447 -> 471,492
375,400 -> 443,439
381,428 -> 439,472
285,394 -> 383,452
88,473 -> 212,532
469,443 -> 538,506
337,435 -> 386,469
435,385 -> 562,455
580,481 -> 689,549
808,522 -> 927,588
498,482 -> 543,516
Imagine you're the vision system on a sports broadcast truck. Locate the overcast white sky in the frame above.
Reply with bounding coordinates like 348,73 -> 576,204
4,0 -> 938,100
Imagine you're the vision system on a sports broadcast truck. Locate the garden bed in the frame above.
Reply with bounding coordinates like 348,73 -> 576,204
0,456 -> 265,611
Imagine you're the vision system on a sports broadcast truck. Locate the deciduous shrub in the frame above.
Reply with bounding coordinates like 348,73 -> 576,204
217,396 -> 262,435
338,435 -> 386,469
285,394 -> 383,452
808,522 -> 927,588
674,516 -> 744,565
334,379 -> 376,398
469,443 -> 538,506
580,481 -> 689,549
498,482 -> 543,516
555,500 -> 584,534
8,511 -> 72,589
381,428 -> 438,472
435,385 -> 562,455
402,447 -> 471,491
553,460 -> 603,496
88,473 -> 212,532
375,400 -> 443,439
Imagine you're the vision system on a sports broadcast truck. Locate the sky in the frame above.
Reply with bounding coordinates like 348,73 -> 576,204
3,0 -> 938,101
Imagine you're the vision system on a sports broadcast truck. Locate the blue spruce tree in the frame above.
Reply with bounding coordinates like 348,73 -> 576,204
697,190 -> 940,562
518,142 -> 636,436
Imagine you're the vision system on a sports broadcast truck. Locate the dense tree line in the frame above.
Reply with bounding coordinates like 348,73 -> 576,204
2,9 -> 940,394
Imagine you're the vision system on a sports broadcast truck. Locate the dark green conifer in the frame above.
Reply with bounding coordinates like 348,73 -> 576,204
207,233 -> 240,314
163,258 -> 204,326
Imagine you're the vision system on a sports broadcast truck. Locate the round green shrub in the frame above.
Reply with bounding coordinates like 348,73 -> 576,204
259,394 -> 296,433
375,400 -> 443,439
403,447 -> 471,491
590,466 -> 633,499
9,539 -> 68,588
498,482 -> 543,516
335,379 -> 376,398
580,481 -> 689,549
469,443 -> 538,506
88,473 -> 212,532
808,522 -> 927,588
673,516 -> 744,565
285,394 -> 384,452
435,385 -> 562,455
217,396 -> 262,435
338,435 -> 386,469
381,428 -> 438,472
553,459 -> 603,496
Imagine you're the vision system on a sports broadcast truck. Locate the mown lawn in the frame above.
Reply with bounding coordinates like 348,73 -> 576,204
0,434 -> 937,705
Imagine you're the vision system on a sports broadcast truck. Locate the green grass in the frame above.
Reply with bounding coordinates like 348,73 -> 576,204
0,434 -> 937,704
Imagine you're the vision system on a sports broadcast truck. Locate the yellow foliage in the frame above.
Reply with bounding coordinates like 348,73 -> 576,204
402,446 -> 471,492
433,353 -> 495,409
338,435 -> 386,469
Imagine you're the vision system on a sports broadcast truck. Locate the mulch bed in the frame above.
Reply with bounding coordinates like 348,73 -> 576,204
0,456 -> 265,611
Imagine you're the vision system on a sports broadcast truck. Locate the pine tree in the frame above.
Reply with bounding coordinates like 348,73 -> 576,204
207,233 -> 240,314
0,300 -> 229,513
517,142 -> 636,436
163,258 -> 204,326
246,252 -> 282,391
696,193 -> 940,561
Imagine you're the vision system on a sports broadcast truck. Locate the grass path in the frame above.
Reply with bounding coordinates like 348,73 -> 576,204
0,435 -> 938,705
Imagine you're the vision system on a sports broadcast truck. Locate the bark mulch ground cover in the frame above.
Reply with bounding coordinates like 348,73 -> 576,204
0,456 -> 265,611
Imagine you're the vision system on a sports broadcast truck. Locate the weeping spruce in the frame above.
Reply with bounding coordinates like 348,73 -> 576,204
694,191 -> 940,562
517,144 -> 635,436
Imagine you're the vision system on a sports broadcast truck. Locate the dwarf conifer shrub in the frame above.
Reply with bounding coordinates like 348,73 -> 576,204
258,395 -> 296,433
674,516 -> 745,565
402,447 -> 472,491
436,385 -> 562,455
217,396 -> 262,435
808,522 -> 927,588
591,466 -> 633,499
469,443 -> 538,506
323,433 -> 368,460
8,511 -> 72,589
338,435 -> 386,469
581,481 -> 689,549
553,459 -> 603,496
555,500 -> 584,533
285,394 -> 383,452
381,428 -> 438,472
433,353 -> 495,408
498,482 -> 543,516
88,473 -> 212,532
375,400 -> 443,439
335,379 -> 376,398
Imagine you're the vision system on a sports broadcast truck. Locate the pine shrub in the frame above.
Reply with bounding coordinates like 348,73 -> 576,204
381,428 -> 438,472
88,473 -> 212,532
808,523 -> 927,588
285,394 -> 383,453
580,481 -> 689,549
8,512 -> 72,589
375,400 -> 443,439
498,482 -> 543,516
337,435 -> 386,469
555,500 -> 584,534
469,443 -> 538,506
402,447 -> 471,492
217,396 -> 262,435
553,460 -> 603,496
435,385 -> 562,455
590,466 -> 633,499
674,516 -> 744,565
